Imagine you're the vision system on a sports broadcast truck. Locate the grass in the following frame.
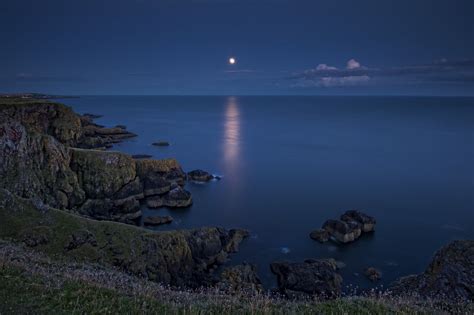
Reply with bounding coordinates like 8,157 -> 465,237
0,263 -> 398,314
2,240 -> 469,315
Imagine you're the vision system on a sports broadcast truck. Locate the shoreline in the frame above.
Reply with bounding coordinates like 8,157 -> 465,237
0,96 -> 472,311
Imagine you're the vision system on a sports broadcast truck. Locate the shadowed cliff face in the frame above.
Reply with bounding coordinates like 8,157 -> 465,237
0,99 -> 249,288
0,100 -> 188,222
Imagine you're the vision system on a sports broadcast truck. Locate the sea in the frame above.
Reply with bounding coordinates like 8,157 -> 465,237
66,95 -> 474,290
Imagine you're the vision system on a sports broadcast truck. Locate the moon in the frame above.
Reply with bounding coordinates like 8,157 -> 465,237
229,57 -> 236,65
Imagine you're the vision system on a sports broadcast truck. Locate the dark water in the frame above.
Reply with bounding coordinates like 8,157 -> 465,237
67,95 -> 474,290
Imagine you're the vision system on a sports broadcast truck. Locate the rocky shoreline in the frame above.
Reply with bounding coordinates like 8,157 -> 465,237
0,97 -> 472,305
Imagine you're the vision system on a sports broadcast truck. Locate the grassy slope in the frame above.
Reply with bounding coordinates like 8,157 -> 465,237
0,258 -> 407,315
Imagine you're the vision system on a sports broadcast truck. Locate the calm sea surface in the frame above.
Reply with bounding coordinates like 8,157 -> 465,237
66,96 -> 474,289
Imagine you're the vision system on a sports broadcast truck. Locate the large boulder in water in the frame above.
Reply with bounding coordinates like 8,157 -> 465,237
310,210 -> 376,244
340,210 -> 376,233
187,169 -> 214,182
270,259 -> 343,298
390,240 -> 474,302
322,219 -> 358,243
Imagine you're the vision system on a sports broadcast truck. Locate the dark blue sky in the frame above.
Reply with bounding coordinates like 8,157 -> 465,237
1,0 -> 473,95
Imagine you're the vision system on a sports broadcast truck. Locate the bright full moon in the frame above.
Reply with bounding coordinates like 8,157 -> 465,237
229,57 -> 236,65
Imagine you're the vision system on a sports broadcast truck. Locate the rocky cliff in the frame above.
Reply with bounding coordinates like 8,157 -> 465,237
0,98 -> 247,288
0,99 -> 190,222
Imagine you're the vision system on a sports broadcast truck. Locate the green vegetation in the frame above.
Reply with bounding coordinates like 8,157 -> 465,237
0,247 -> 426,315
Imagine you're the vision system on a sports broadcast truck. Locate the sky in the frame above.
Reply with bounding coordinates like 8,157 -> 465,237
1,0 -> 473,95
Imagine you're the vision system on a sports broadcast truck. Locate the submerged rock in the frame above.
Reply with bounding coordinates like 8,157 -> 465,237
143,215 -> 173,226
187,169 -> 214,182
365,267 -> 382,282
390,240 -> 474,302
270,259 -> 343,298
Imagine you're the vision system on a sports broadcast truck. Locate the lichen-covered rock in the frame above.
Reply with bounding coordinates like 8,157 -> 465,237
390,240 -> 474,302
270,259 -> 343,298
218,263 -> 263,293
0,101 -> 83,146
145,187 -> 192,209
136,158 -> 186,186
70,149 -> 143,221
0,121 -> 85,209
0,99 -> 195,223
143,173 -> 171,197
70,149 -> 137,199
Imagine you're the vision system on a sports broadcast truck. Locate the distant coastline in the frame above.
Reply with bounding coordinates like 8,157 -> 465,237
0,92 -> 79,99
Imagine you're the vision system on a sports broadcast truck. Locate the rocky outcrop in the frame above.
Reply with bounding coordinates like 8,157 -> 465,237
390,240 -> 474,302
0,120 -> 85,209
187,169 -> 214,182
218,263 -> 263,293
341,210 -> 376,233
270,259 -> 343,298
78,114 -> 137,150
136,159 -> 193,209
310,210 -> 376,244
0,188 -> 249,288
322,220 -> 360,243
0,100 -> 194,222
144,215 -> 173,226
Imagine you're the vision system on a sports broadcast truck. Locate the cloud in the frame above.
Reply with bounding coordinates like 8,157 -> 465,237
316,64 -> 338,71
346,59 -> 361,70
289,58 -> 474,88
290,59 -> 370,87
